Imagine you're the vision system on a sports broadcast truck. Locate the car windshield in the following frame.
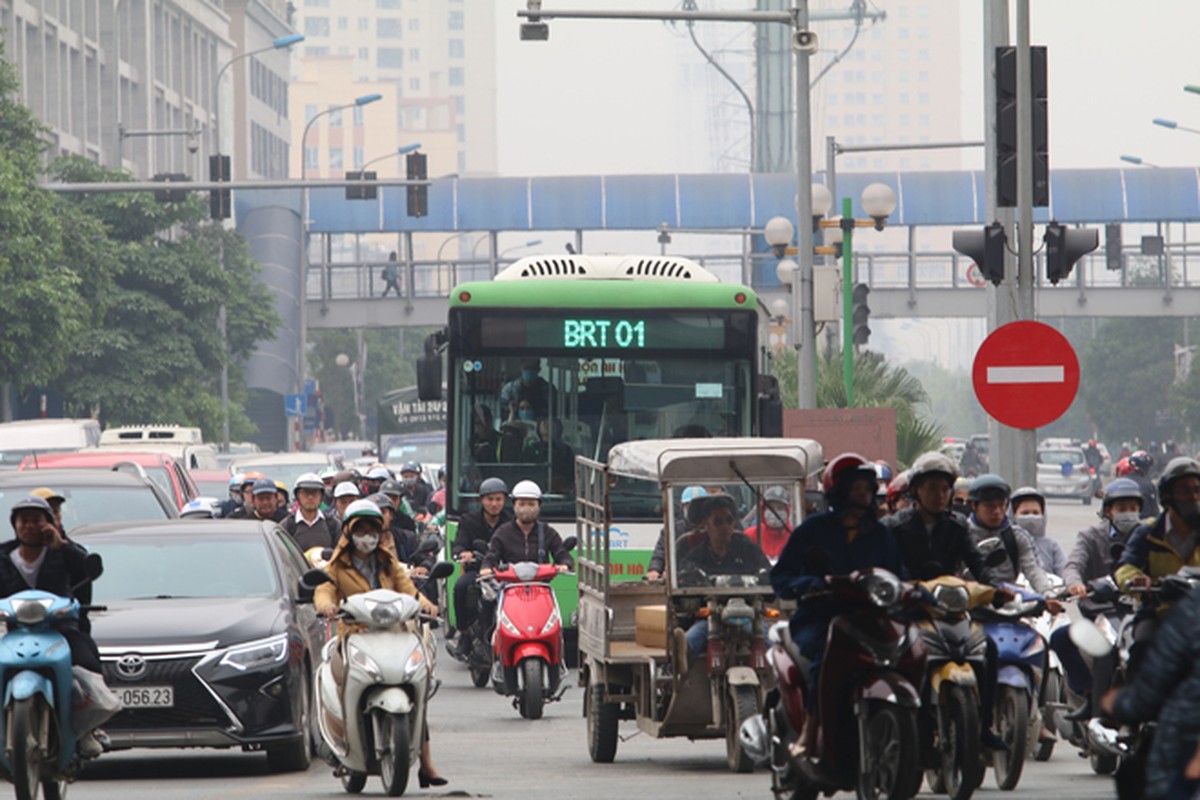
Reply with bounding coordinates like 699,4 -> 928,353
1038,450 -> 1085,466
668,482 -> 783,592
88,537 -> 278,601
233,462 -> 328,489
383,438 -> 445,466
0,486 -> 169,530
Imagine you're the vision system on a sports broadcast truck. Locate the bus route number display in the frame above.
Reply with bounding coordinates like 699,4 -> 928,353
563,318 -> 645,349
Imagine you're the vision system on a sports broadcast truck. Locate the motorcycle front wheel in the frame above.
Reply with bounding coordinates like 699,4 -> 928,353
519,658 -> 545,720
377,713 -> 411,797
725,684 -> 759,773
340,771 -> 367,794
992,685 -> 1028,790
939,684 -> 984,800
856,703 -> 920,800
11,696 -> 49,800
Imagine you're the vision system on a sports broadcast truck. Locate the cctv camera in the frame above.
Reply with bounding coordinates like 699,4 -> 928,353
520,21 -> 549,41
187,136 -> 199,154
792,30 -> 818,53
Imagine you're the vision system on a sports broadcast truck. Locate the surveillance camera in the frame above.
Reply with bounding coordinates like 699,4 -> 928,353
520,21 -> 549,41
792,30 -> 818,53
187,136 -> 199,154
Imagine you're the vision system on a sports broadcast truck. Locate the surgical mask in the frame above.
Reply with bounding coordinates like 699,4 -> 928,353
1016,514 -> 1046,538
352,534 -> 380,554
402,477 -> 417,488
522,369 -> 537,382
764,509 -> 789,529
950,500 -> 970,517
1111,512 -> 1141,536
1174,500 -> 1200,530
518,408 -> 535,421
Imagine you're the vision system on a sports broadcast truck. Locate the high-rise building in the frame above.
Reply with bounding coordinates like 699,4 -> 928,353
0,0 -> 298,180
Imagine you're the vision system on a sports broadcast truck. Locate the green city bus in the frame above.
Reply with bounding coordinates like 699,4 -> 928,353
419,254 -> 778,649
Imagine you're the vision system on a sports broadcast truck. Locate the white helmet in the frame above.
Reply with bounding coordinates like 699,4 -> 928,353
511,480 -> 543,501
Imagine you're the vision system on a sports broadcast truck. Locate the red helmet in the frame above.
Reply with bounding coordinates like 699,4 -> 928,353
1114,457 -> 1131,477
887,470 -> 912,506
822,452 -> 878,498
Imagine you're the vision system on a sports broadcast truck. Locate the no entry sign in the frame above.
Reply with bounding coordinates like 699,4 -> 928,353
972,321 -> 1080,430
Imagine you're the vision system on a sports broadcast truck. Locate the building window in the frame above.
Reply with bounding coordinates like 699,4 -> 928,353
353,106 -> 365,127
304,17 -> 330,36
305,103 -> 318,122
449,39 -> 464,58
338,17 -> 348,29
454,95 -> 465,114
328,108 -> 342,127
456,123 -> 465,143
376,0 -> 401,7
358,47 -> 369,60
449,67 -> 464,86
358,17 -> 369,31
457,151 -> 466,172
377,47 -> 404,68
377,18 -> 404,38
329,148 -> 343,169
448,10 -> 464,30
408,48 -> 420,62
304,46 -> 329,57
353,147 -> 364,168
409,17 -> 420,30
304,147 -> 319,171
409,76 -> 420,91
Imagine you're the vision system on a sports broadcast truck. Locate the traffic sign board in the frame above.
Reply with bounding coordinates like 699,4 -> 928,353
965,263 -> 987,287
972,320 -> 1079,430
284,393 -> 307,418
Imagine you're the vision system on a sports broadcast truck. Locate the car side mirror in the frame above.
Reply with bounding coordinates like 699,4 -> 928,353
430,562 -> 455,581
416,355 -> 441,402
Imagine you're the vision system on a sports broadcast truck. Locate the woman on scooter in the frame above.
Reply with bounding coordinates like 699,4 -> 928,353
314,500 -> 447,788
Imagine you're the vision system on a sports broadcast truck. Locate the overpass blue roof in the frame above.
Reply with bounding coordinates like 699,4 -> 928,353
238,167 -> 1200,233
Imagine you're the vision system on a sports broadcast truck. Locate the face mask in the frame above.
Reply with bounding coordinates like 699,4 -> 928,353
1174,500 -> 1200,529
352,534 -> 380,554
1017,514 -> 1046,538
950,500 -> 970,516
518,408 -> 535,421
764,509 -> 789,529
522,370 -> 537,382
1111,512 -> 1141,536
402,477 -> 417,488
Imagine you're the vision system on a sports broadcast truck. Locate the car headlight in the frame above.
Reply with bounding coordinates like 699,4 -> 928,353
12,599 -> 52,625
347,641 -> 383,681
219,634 -> 290,671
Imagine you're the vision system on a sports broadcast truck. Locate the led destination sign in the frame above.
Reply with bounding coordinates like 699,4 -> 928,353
475,313 -> 747,352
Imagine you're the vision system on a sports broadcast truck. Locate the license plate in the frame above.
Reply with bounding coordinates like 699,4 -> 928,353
117,686 -> 174,708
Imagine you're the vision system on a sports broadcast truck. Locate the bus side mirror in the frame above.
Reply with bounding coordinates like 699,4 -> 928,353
756,374 -> 783,437
417,355 -> 441,401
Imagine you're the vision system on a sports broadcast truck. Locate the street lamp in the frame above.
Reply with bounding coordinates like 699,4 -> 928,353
1120,154 -> 1161,168
1154,117 -> 1200,137
359,142 -> 422,172
335,352 -> 366,440
213,33 -> 305,156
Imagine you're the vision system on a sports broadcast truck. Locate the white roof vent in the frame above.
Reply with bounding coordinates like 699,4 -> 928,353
495,255 -> 718,283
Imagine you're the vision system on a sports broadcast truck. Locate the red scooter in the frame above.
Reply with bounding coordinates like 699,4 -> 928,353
742,568 -> 928,800
479,537 -> 576,720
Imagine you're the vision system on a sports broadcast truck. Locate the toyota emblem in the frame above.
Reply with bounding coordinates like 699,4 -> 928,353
115,654 -> 147,681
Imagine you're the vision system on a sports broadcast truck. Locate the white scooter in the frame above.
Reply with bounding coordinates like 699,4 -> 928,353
309,567 -> 451,797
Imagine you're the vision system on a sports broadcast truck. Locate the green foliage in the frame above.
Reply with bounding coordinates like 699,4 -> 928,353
902,360 -> 988,438
1078,316 -> 1178,445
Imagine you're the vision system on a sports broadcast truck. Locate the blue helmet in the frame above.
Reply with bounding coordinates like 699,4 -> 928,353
1102,477 -> 1143,509
968,474 -> 1012,503
1128,450 -> 1153,474
681,486 -> 708,505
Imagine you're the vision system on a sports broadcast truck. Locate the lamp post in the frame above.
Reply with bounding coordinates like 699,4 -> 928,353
359,142 -> 422,172
297,93 -> 382,449
210,33 -> 303,454
335,351 -> 366,441
1120,154 -> 1161,168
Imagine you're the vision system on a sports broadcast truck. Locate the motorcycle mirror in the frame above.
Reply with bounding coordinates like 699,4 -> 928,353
83,552 -> 104,582
561,536 -> 578,551
1109,542 -> 1126,560
1069,618 -> 1113,659
300,568 -> 332,591
430,561 -> 455,580
473,538 -> 488,551
417,538 -> 440,554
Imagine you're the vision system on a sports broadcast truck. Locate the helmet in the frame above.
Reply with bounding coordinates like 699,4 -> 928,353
680,485 -> 708,505
437,466 -> 446,478
366,466 -> 391,481
821,453 -> 878,502
1114,456 -> 1131,477
241,471 -> 266,486
1158,456 -> 1200,497
1128,450 -> 1154,474
762,486 -> 789,506
400,462 -> 421,475
887,471 -> 911,505
1088,439 -> 1097,447
273,480 -> 288,495
511,480 -> 543,501
968,474 -> 1012,503
332,469 -> 356,486
874,461 -> 894,483
1010,486 -> 1046,514
342,499 -> 384,532
9,496 -> 54,527
319,466 -> 338,481
181,497 -> 221,519
293,472 -> 324,492
333,481 -> 361,499
379,479 -> 403,497
478,477 -> 509,497
1102,478 -> 1144,509
252,478 -> 278,496
30,487 -> 65,504
367,493 -> 394,512
908,451 -> 958,489
229,472 -> 246,489
953,476 -> 971,493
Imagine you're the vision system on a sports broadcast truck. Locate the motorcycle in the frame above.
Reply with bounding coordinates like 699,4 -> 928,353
744,568 -> 926,800
476,536 -> 577,720
0,553 -> 109,800
308,563 -> 452,797
974,587 -> 1048,791
446,540 -> 493,689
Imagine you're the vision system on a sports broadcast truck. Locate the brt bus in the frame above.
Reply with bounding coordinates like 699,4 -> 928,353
418,254 -> 780,644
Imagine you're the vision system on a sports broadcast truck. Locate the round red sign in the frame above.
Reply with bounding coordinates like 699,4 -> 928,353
972,321 -> 1080,430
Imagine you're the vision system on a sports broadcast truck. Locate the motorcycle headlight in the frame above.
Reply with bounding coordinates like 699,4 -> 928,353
11,599 -> 51,625
368,600 -> 402,627
860,572 -> 902,608
347,641 -> 383,681
540,607 -> 561,636
220,634 -> 289,671
935,585 -> 970,615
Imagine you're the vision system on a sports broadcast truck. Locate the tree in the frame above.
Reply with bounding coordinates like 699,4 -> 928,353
48,157 -> 279,440
0,43 -> 84,396
1078,316 -> 1179,446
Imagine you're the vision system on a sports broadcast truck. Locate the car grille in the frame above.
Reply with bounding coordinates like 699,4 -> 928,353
101,656 -> 230,730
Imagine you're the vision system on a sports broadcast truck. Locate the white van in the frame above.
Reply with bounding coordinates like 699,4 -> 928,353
97,425 -> 218,471
0,419 -> 102,469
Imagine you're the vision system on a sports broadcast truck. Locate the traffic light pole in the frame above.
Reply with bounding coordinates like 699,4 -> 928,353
841,196 -> 855,407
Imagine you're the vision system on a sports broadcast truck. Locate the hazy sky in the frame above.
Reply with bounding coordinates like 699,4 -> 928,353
494,0 -> 1200,176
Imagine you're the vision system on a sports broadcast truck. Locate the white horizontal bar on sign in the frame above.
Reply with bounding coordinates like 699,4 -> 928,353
986,366 -> 1065,384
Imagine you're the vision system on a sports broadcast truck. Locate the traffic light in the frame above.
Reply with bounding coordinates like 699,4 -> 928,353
406,151 -> 427,218
1043,222 -> 1099,284
345,170 -> 377,200
209,155 -> 231,219
995,46 -> 1048,208
1105,223 -> 1123,271
152,173 -> 189,203
851,283 -> 871,346
952,223 -> 1007,285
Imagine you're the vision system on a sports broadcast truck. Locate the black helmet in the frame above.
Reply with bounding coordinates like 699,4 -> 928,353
478,477 -> 508,497
1158,457 -> 1200,498
968,474 -> 1012,503
9,496 -> 54,528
